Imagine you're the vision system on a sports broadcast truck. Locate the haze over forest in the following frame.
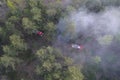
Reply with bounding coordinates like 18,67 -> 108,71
0,0 -> 120,80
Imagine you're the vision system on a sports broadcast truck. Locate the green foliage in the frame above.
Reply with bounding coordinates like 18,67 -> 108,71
0,0 -> 87,80
0,55 -> 16,69
6,0 -> 16,10
97,35 -> 113,46
9,34 -> 27,50
68,66 -> 84,80
82,56 -> 102,80
93,56 -> 101,64
35,46 -> 84,80
44,22 -> 56,42
28,0 -> 39,7
12,0 -> 26,10
46,9 -> 57,16
0,27 -> 6,39
3,45 -> 15,56
6,0 -> 26,10
66,6 -> 76,13
22,17 -> 37,34
8,16 -> 19,23
5,21 -> 15,32
31,7 -> 42,21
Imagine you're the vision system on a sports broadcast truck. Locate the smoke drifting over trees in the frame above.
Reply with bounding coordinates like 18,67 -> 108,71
56,0 -> 120,80
0,0 -> 120,80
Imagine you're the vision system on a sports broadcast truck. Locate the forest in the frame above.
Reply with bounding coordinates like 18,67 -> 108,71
0,0 -> 120,80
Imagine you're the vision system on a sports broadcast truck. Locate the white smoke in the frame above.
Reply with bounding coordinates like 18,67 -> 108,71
58,7 -> 120,46
56,6 -> 120,79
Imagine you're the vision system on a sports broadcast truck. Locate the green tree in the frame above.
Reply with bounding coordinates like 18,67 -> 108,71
0,0 -> 87,80
30,7 -> 42,21
9,34 -> 27,50
35,46 -> 84,80
22,17 -> 37,34
0,55 -> 17,69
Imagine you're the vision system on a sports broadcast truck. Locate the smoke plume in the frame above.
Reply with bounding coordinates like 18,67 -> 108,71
56,4 -> 120,79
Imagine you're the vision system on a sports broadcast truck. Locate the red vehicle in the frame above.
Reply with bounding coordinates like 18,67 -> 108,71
32,30 -> 44,37
36,31 -> 44,36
